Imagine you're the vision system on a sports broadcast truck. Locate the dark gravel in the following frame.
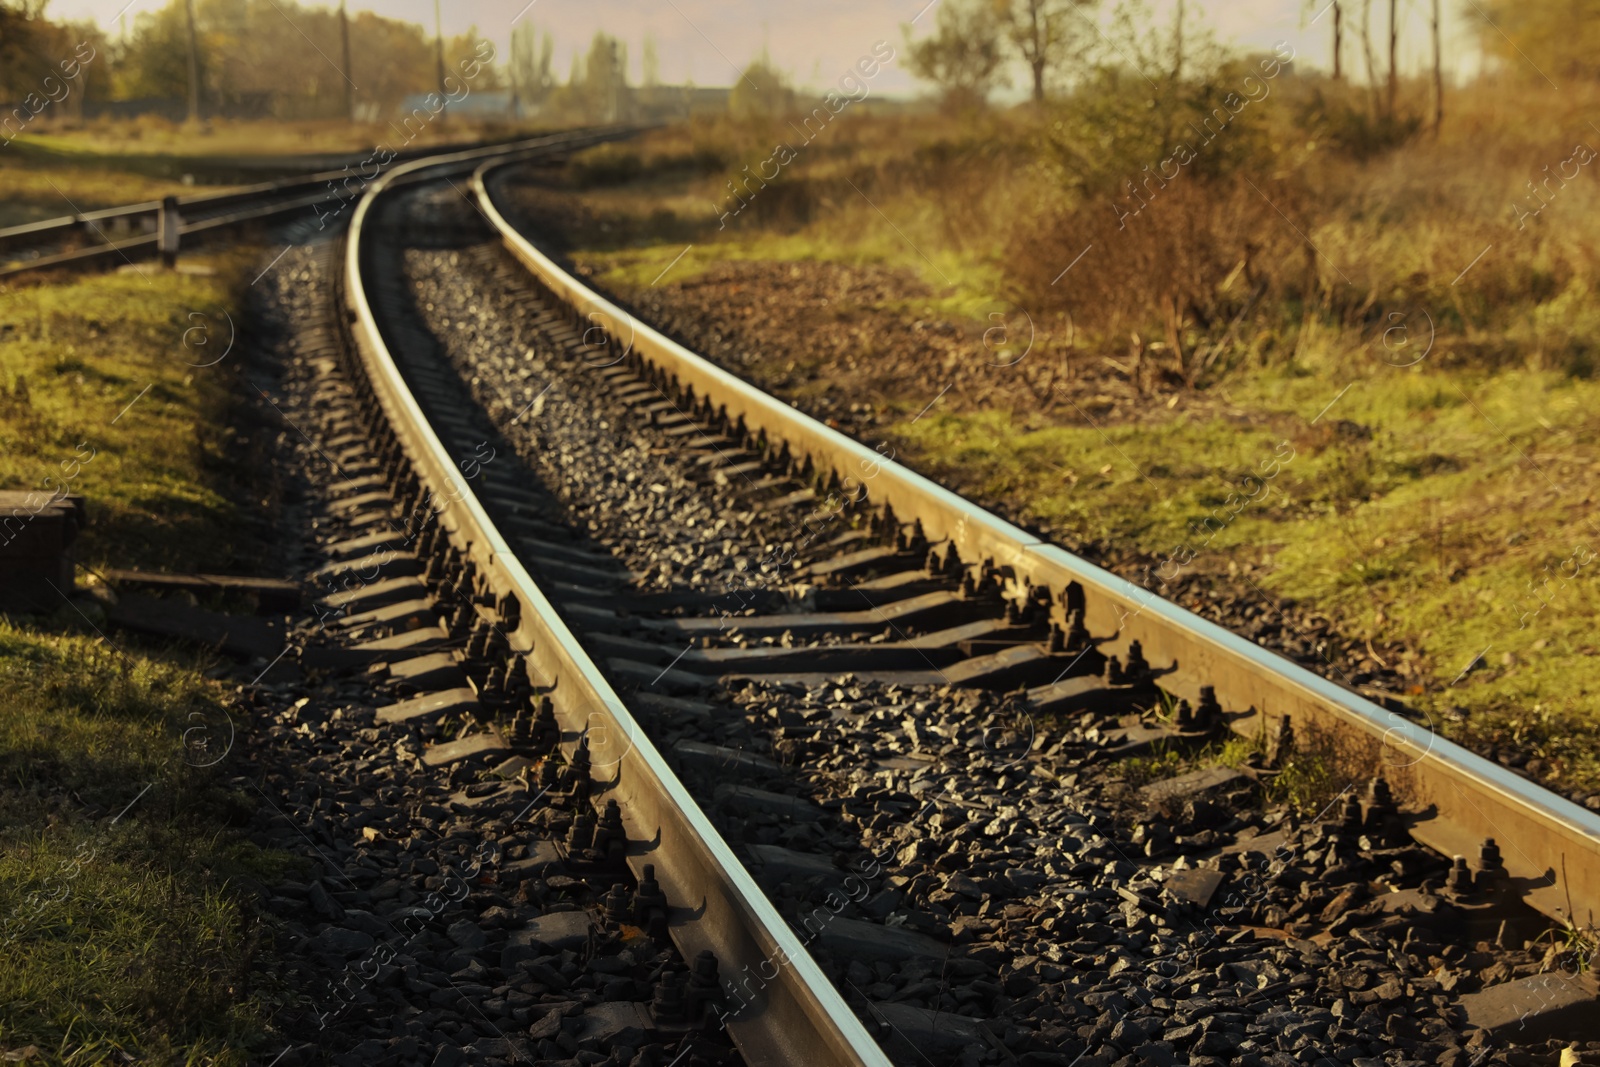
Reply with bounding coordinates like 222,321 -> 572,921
222,234 -> 739,1067
363,185 -> 1596,1067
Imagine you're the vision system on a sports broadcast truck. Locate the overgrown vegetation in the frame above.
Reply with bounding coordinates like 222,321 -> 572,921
0,253 -> 278,570
0,254 -> 286,1062
1111,718 -> 1345,815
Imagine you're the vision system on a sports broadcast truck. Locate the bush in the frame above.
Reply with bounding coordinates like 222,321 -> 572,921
1014,53 -> 1313,379
570,143 -> 644,185
1294,87 -> 1422,160
1043,56 -> 1282,200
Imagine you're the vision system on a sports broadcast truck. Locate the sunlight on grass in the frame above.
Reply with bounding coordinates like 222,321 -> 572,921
0,254 -> 287,1061
904,361 -> 1600,790
1113,725 -> 1345,815
13,117 -> 504,159
547,104 -> 1600,794
0,154 -> 206,229
0,253 -> 273,571
586,217 -> 1005,305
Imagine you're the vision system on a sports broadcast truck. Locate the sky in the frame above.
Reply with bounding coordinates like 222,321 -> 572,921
57,0 -> 1491,97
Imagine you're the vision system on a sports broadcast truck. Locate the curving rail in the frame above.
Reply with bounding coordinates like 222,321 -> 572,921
469,156 -> 1600,936
343,144 -> 894,1067
0,129 -> 623,278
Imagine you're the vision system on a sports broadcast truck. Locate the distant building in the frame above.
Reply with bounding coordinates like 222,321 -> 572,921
634,85 -> 731,118
400,89 -> 518,120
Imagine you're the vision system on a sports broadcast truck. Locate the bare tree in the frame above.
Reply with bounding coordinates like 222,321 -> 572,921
993,0 -> 1096,106
1386,0 -> 1398,116
1430,0 -> 1443,131
904,0 -> 1008,110
1332,0 -> 1344,79
1359,0 -> 1378,114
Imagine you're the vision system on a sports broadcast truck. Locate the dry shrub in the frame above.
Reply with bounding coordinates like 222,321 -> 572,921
1007,71 -> 1600,380
1292,83 -> 1423,161
572,118 -> 741,186
1010,172 -> 1315,381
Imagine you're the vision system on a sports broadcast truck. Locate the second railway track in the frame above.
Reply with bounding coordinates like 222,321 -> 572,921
0,129 -> 623,278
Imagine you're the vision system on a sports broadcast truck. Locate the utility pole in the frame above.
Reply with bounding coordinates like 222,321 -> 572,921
1431,0 -> 1443,133
1386,0 -> 1398,117
434,0 -> 447,100
183,0 -> 200,124
1332,1 -> 1343,81
1172,0 -> 1185,81
340,0 -> 354,122
1360,0 -> 1377,116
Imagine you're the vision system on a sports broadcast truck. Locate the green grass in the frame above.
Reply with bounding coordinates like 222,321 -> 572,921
575,203 -> 1006,303
1112,726 -> 1345,814
1112,740 -> 1190,789
0,253 -> 288,1062
2,117 -> 542,229
0,623 -> 285,1065
0,148 -> 211,230
13,116 -> 513,160
572,192 -> 1600,793
0,256 -> 276,571
894,357 -> 1600,791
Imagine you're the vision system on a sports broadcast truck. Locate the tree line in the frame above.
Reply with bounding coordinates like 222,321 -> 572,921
905,0 -> 1597,121
1,0 -> 498,121
0,0 -> 703,125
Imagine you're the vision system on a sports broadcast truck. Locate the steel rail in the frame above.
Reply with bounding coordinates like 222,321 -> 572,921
0,186 -> 362,277
0,130 -> 615,279
473,158 -> 1600,934
0,133 -> 568,260
345,144 -> 894,1067
1,167 -> 342,260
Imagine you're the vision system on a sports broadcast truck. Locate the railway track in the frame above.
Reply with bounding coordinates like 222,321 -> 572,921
320,139 -> 1600,1063
0,130 -> 623,278
339,139 -> 893,1067
457,154 -> 1600,921
462,157 -> 1600,930
16,135 -> 1599,1064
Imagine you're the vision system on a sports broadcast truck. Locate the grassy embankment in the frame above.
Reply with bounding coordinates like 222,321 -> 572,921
522,77 -> 1600,799
16,117 -> 480,157
0,223 -> 290,1062
0,142 -> 206,230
